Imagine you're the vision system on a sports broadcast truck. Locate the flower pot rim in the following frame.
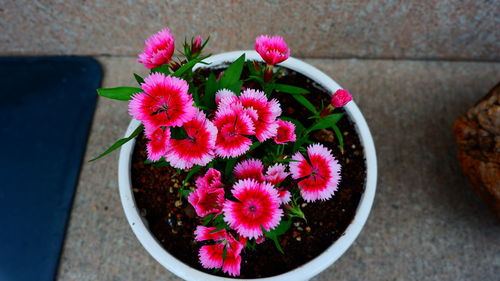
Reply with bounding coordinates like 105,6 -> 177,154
118,50 -> 378,281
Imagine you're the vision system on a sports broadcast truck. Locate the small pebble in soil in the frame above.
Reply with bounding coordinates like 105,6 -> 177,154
169,187 -> 173,193
305,226 -> 311,232
296,237 -> 302,242
132,188 -> 140,192
297,227 -> 304,231
343,131 -> 349,136
301,203 -> 308,208
175,200 -> 183,207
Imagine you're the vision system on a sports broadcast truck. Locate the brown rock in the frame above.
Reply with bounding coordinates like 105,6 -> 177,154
452,82 -> 500,219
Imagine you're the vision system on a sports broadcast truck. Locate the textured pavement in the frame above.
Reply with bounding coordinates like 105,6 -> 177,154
1,0 -> 499,60
57,57 -> 500,281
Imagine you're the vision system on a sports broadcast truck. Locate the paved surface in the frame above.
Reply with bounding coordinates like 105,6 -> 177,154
57,57 -> 500,281
1,1 -> 499,60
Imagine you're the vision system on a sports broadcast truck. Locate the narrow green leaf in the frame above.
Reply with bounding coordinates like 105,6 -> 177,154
172,56 -> 208,78
179,189 -> 193,198
97,87 -> 142,101
151,64 -> 170,75
219,54 -> 245,89
331,124 -> 344,151
225,81 -> 243,95
182,165 -> 203,186
202,213 -> 216,226
246,61 -> 258,76
90,124 -> 143,161
225,157 -> 238,179
204,72 -> 218,109
274,83 -> 310,94
306,113 -> 344,134
291,94 -> 318,115
133,73 -> 144,85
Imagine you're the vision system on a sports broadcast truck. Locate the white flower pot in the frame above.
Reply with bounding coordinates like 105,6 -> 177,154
118,51 -> 377,281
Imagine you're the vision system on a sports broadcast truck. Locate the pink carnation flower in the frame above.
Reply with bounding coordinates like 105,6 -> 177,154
194,226 -> 246,276
138,28 -> 175,69
144,126 -> 171,161
277,189 -> 291,205
165,109 -> 217,169
129,73 -> 195,129
265,163 -> 289,186
188,169 -> 224,217
223,179 -> 283,239
234,159 -> 265,182
213,106 -> 255,158
289,143 -> 341,202
273,119 -> 296,144
330,89 -> 352,108
255,35 -> 290,65
239,89 -> 282,141
215,89 -> 236,105
195,168 -> 223,190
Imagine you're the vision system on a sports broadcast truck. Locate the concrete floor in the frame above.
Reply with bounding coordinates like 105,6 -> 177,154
57,57 -> 500,281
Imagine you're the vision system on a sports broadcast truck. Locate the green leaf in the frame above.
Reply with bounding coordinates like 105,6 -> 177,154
151,64 -> 170,75
204,72 -> 218,109
225,157 -> 238,179
133,73 -> 144,85
89,124 -> 143,161
170,126 -> 189,140
306,113 -> 344,134
225,81 -> 243,95
291,94 -> 318,115
179,189 -> 193,198
97,87 -> 142,101
219,54 -> 245,89
172,56 -> 208,78
263,218 -> 292,254
182,165 -> 203,186
274,83 -> 310,94
202,213 -> 216,226
331,124 -> 344,151
246,61 -> 258,76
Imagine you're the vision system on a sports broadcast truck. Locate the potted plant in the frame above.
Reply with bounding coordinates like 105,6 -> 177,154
92,28 -> 377,280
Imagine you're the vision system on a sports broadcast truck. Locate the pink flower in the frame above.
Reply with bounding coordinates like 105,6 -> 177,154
195,168 -> 223,190
223,179 -> 283,239
138,28 -> 175,69
192,36 -> 203,54
144,126 -> 171,161
330,89 -> 352,108
129,73 -> 195,129
234,159 -> 265,182
277,189 -> 291,205
255,35 -> 290,65
215,89 -> 237,105
239,89 -> 282,141
165,109 -> 217,169
265,164 -> 289,186
213,106 -> 255,158
195,226 -> 246,276
188,170 -> 225,217
289,143 -> 341,202
273,119 -> 296,144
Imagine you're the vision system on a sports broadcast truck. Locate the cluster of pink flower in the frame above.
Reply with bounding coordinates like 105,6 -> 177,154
125,28 -> 354,277
187,145 -> 340,275
129,74 -> 297,168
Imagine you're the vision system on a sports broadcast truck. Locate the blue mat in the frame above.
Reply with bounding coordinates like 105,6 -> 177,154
0,57 -> 101,281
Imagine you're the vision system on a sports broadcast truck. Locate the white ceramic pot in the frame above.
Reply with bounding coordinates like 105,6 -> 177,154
118,51 -> 377,281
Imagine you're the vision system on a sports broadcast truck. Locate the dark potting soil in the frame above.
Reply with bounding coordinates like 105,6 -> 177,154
131,63 -> 366,278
